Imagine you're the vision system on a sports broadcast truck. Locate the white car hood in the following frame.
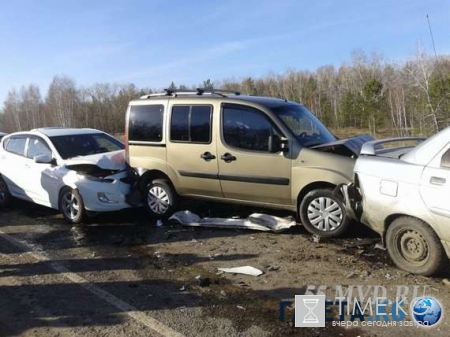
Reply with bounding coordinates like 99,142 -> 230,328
63,150 -> 126,171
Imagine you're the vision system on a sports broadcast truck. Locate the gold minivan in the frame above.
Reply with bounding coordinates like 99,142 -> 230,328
125,89 -> 365,237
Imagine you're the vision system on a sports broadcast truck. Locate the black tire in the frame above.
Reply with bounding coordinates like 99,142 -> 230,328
386,217 -> 447,276
299,188 -> 350,238
59,187 -> 86,224
144,179 -> 177,218
0,176 -> 12,208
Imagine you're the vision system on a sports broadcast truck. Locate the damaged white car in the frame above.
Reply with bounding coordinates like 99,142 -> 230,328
0,128 -> 133,223
343,127 -> 450,275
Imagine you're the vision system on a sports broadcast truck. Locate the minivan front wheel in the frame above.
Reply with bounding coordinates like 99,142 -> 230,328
299,188 -> 350,237
145,179 -> 177,218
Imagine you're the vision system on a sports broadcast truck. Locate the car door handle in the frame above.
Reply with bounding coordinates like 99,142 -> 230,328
200,152 -> 216,161
220,153 -> 237,163
430,176 -> 446,186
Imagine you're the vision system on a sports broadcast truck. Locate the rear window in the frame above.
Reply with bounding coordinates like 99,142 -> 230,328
129,105 -> 164,142
5,137 -> 27,156
170,105 -> 212,143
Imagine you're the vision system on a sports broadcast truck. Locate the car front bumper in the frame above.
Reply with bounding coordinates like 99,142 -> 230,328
76,174 -> 133,212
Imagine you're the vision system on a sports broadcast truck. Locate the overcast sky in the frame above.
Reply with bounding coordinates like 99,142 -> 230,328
0,0 -> 449,104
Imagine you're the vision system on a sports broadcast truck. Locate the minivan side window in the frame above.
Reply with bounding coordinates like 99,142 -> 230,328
441,148 -> 450,169
129,105 -> 164,142
223,105 -> 279,152
5,137 -> 27,156
27,137 -> 52,160
170,105 -> 212,143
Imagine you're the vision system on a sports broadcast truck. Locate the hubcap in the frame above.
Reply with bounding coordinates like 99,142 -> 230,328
61,191 -> 80,220
147,186 -> 170,214
307,197 -> 343,231
398,230 -> 429,263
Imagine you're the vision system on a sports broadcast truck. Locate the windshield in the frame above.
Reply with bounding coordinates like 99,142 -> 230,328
272,104 -> 336,147
50,133 -> 124,159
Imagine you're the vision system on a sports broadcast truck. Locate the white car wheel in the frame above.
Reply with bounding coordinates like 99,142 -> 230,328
59,188 -> 85,224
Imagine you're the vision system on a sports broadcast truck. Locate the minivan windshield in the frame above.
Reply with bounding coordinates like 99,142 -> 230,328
272,104 -> 336,147
50,133 -> 124,159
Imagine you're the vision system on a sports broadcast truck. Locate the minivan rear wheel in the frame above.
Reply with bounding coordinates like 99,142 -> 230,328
299,188 -> 350,237
145,179 -> 177,218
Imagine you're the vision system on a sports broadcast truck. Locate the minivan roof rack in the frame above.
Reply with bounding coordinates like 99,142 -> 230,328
140,88 -> 240,99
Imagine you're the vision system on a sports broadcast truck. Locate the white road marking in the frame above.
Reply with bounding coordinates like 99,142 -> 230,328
0,229 -> 185,337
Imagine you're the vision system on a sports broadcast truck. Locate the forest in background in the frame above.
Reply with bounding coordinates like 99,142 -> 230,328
1,50 -> 449,138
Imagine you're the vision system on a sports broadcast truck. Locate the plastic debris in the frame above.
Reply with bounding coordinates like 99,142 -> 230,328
217,266 -> 264,276
169,210 -> 296,233
156,220 -> 164,227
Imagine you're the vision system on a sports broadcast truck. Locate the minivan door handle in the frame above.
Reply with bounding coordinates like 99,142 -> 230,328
221,153 -> 237,163
200,152 -> 216,161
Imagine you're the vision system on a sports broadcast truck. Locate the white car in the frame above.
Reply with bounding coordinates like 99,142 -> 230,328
343,127 -> 450,275
0,128 -> 132,223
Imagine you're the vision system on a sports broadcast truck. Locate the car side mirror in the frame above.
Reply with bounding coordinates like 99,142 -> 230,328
34,154 -> 54,165
268,135 -> 282,153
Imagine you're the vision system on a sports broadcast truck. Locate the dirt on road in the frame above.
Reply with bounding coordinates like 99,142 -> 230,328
0,199 -> 449,337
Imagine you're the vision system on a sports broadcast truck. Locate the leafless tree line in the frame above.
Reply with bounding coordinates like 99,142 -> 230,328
1,50 -> 449,137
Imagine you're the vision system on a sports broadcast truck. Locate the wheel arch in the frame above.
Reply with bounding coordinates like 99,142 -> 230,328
297,181 -> 337,209
137,170 -> 177,194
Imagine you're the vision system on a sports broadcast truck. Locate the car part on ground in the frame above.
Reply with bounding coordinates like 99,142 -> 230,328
169,210 -> 296,233
0,128 -> 133,223
342,127 -> 450,275
217,266 -> 264,276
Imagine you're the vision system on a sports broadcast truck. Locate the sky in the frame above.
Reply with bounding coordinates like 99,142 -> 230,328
0,0 -> 449,104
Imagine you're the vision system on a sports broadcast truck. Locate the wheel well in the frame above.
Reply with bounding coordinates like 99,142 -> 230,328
297,181 -> 336,208
383,214 -> 431,241
138,170 -> 174,192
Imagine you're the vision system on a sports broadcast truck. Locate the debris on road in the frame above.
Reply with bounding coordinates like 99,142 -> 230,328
311,234 -> 321,243
374,243 -> 386,250
217,266 -> 264,276
169,210 -> 296,233
156,220 -> 164,227
443,279 -> 450,287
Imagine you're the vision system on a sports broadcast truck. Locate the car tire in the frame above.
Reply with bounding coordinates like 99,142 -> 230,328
59,187 -> 86,224
386,217 -> 447,276
299,188 -> 350,238
0,176 -> 12,208
145,179 -> 177,219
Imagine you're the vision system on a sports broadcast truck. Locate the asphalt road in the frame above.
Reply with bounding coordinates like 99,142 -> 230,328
0,199 -> 449,337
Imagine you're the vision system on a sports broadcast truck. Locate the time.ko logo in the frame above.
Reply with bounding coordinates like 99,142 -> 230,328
410,297 -> 443,327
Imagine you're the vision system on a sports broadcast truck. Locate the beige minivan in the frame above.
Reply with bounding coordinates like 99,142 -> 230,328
125,89 -> 367,237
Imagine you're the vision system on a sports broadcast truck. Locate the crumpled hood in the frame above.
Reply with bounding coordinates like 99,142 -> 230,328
312,135 -> 374,157
63,150 -> 126,171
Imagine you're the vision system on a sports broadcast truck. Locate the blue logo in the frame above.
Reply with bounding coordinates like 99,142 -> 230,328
411,297 -> 442,327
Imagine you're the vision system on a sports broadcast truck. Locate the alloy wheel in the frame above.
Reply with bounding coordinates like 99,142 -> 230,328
307,196 -> 343,231
61,191 -> 80,220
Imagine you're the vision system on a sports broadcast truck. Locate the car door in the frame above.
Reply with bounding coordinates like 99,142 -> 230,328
420,144 -> 450,218
217,103 -> 292,205
166,102 -> 223,198
0,135 -> 29,198
25,136 -> 61,207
